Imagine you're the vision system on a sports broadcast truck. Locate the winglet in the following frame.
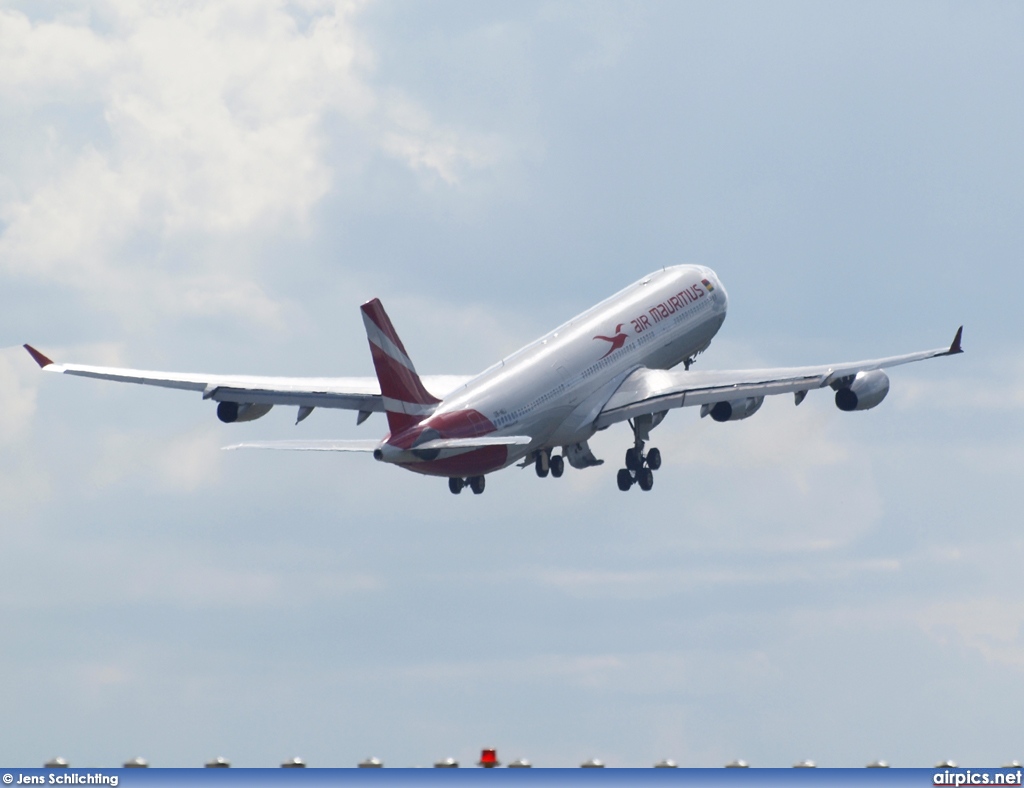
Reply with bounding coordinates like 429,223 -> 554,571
946,326 -> 964,355
23,344 -> 55,368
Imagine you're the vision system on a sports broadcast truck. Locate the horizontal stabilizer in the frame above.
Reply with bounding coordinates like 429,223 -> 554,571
414,435 -> 532,451
223,439 -> 380,452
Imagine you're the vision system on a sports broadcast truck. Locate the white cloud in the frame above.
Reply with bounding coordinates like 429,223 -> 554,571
0,9 -> 113,102
919,598 -> 1024,670
0,1 -> 496,328
0,346 -> 39,445
893,353 -> 1024,411
533,558 -> 902,601
639,398 -> 884,552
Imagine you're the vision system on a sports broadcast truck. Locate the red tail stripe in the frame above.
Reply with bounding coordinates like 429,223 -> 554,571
369,344 -> 440,406
361,299 -> 412,360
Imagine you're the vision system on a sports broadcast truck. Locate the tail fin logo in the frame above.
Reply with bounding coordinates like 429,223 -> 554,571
361,298 -> 440,436
593,324 -> 628,358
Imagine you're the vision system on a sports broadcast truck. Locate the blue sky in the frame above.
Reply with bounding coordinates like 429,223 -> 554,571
1,0 -> 1022,768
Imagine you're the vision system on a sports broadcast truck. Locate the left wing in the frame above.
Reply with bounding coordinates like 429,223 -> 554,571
23,345 -> 470,418
595,326 -> 963,428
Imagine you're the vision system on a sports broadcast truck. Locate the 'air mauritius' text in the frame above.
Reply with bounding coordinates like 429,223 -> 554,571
631,284 -> 705,334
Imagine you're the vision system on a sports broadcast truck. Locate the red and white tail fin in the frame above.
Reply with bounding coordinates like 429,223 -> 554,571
360,298 -> 441,435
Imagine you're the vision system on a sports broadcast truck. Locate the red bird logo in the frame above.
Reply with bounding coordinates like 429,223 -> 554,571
593,323 -> 628,358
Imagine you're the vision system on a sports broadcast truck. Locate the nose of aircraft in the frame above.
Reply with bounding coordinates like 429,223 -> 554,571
699,267 -> 728,311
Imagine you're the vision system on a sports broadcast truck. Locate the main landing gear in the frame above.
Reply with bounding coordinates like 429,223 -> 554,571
449,476 -> 486,495
534,449 -> 564,479
617,420 -> 662,492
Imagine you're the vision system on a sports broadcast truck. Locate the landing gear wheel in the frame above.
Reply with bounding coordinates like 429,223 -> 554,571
469,475 -> 486,495
646,447 -> 662,471
625,447 -> 643,471
550,455 -> 564,478
448,477 -> 464,495
638,467 -> 654,491
616,469 -> 634,491
535,453 -> 549,478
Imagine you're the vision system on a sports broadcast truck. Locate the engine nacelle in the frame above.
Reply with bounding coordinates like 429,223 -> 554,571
703,396 -> 764,422
217,402 -> 273,423
835,370 -> 889,412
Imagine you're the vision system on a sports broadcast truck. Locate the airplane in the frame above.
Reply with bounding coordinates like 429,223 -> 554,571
24,265 -> 963,494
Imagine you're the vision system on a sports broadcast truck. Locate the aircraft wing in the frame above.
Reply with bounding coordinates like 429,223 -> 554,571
594,327 -> 963,428
22,345 -> 470,415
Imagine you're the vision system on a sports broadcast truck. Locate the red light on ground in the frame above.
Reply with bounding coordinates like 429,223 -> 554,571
479,748 -> 500,768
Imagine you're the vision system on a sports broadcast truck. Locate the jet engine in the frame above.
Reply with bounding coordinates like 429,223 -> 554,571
834,370 -> 889,412
217,402 -> 273,423
702,396 -> 764,422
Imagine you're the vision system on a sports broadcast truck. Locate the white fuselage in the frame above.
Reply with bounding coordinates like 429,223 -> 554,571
407,265 -> 727,473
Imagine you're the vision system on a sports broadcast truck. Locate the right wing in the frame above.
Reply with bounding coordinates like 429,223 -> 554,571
23,345 -> 470,416
595,327 -> 964,428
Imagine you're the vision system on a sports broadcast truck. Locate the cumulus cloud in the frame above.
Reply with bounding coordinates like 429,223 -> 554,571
0,1 -> 494,328
920,597 -> 1024,670
0,346 -> 39,445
